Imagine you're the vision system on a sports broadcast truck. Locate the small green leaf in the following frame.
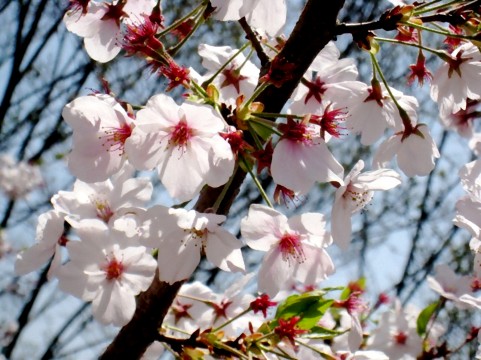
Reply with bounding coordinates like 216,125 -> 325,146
416,301 -> 439,336
303,326 -> 346,340
275,292 -> 334,330
248,120 -> 275,141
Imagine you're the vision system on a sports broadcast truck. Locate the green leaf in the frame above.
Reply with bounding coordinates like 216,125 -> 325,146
248,119 -> 275,141
302,326 -> 346,340
275,292 -> 334,330
416,301 -> 439,336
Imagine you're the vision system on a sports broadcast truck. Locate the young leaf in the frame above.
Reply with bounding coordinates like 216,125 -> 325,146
416,301 -> 439,336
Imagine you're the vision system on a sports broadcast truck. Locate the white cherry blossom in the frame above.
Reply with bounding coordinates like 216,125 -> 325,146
331,160 -> 401,249
427,264 -> 473,309
344,83 -> 419,146
125,94 -> 235,202
431,42 -> 481,117
367,301 -> 423,359
140,206 -> 245,284
57,221 -> 156,326
62,95 -> 134,183
373,124 -> 440,177
15,210 -> 66,279
0,154 -> 43,198
290,42 -> 365,116
210,0 -> 286,36
193,44 -> 259,106
51,164 -> 152,229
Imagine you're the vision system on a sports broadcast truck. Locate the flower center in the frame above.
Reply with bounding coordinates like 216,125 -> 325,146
447,50 -> 471,78
91,196 -> 114,223
393,331 -> 408,345
169,118 -> 193,149
100,123 -> 132,154
103,256 -> 124,281
344,184 -> 373,213
278,118 -> 315,144
221,65 -> 248,93
278,232 -> 305,265
172,300 -> 193,324
101,3 -> 127,26
304,76 -> 327,104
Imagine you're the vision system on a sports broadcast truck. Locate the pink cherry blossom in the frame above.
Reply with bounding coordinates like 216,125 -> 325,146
140,205 -> 245,284
125,94 -> 235,201
241,204 -> 334,296
332,160 -> 401,249
270,118 -> 344,194
62,95 -> 134,183
57,221 -> 156,326
64,0 -> 155,62
373,124 -> 440,177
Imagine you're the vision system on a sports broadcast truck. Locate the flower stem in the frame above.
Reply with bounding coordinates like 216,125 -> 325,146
370,52 -> 413,131
402,20 -> 476,40
242,82 -> 270,109
241,157 -> 273,208
211,164 -> 239,213
212,308 -> 251,332
157,1 -> 206,38
202,42 -> 251,88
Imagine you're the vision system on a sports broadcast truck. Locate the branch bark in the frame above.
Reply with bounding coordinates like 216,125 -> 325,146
100,0 -> 345,358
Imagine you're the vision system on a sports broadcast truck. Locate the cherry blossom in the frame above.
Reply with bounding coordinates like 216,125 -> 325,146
64,0 -> 155,62
331,160 -> 402,249
427,264 -> 473,309
344,82 -> 419,146
439,99 -> 480,138
241,204 -> 334,296
140,205 -> 245,284
454,160 -> 481,240
125,94 -> 235,201
430,42 -> 481,117
57,221 -> 156,326
193,44 -> 259,106
334,292 -> 369,351
270,118 -> 344,194
210,0 -> 286,36
15,210 -> 66,279
367,301 -> 423,359
373,124 -> 440,177
51,164 -> 152,229
290,42 -> 365,115
62,95 -> 134,183
164,281 -> 217,336
0,154 -> 43,198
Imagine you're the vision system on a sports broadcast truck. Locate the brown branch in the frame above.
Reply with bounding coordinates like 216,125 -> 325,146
335,0 -> 481,36
100,0 -> 346,358
257,0 -> 346,113
238,17 -> 270,67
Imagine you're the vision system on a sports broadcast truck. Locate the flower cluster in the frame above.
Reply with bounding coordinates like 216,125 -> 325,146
10,0 -> 481,358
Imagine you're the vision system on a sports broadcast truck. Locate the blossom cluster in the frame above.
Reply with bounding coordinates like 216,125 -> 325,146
9,0 -> 481,358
